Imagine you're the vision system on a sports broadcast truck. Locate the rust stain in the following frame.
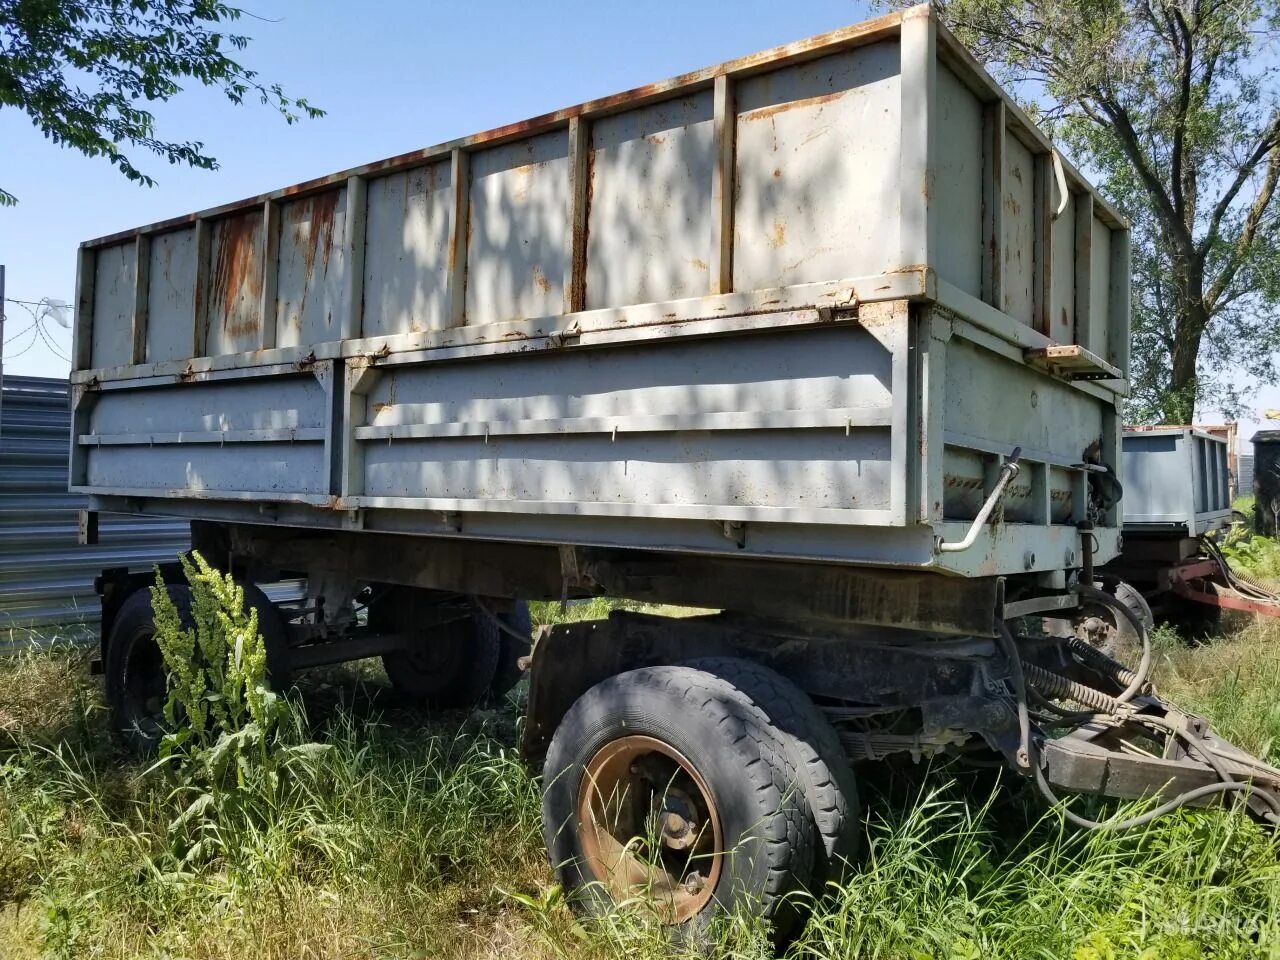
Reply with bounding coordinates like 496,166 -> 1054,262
773,167 -> 782,178
769,218 -> 786,249
690,257 -> 708,271
644,133 -> 667,146
290,190 -> 341,282
742,89 -> 848,123
82,8 -> 914,252
533,265 -> 552,294
208,211 -> 263,340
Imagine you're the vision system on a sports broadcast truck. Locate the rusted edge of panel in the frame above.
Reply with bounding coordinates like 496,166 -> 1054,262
71,271 -> 931,385
79,7 -> 913,250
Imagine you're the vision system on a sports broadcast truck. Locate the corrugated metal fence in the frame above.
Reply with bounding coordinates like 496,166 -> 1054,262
0,375 -> 189,640
1239,454 -> 1255,498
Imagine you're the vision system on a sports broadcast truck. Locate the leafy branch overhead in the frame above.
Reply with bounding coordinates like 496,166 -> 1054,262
900,0 -> 1280,423
0,0 -> 323,205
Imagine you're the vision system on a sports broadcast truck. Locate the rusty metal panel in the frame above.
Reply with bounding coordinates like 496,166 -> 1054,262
66,8 -> 1133,581
204,210 -> 264,357
465,131 -> 570,325
1000,133 -> 1036,325
275,188 -> 348,348
733,42 -> 901,292
1048,190 -> 1075,343
363,161 -> 453,336
933,64 -> 982,296
91,242 -> 136,369
145,227 -> 197,363
585,92 -> 715,308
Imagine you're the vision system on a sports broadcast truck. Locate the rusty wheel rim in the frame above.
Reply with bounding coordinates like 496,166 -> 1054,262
577,734 -> 724,922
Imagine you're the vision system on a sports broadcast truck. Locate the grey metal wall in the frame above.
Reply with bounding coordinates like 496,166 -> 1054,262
0,375 -> 188,637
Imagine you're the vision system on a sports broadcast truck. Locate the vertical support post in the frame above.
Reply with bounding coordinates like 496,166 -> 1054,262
315,361 -> 342,497
342,176 -> 367,340
1030,461 -> 1051,526
710,74 -> 736,295
191,218 -> 210,359
1108,227 -> 1131,375
73,247 -> 96,371
131,234 -> 150,365
446,148 -> 471,327
862,299 -> 914,526
1034,153 -> 1052,337
981,100 -> 1005,309
564,116 -> 590,314
1073,192 -> 1094,349
260,199 -> 280,351
341,361 -> 382,499
898,5 -> 936,271
68,385 -> 98,488
917,307 -> 950,524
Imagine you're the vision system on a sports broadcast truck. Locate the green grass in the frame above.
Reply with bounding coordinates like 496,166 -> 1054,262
2,611 -> 1280,958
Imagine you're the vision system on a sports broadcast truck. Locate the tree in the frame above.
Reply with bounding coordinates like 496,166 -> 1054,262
904,0 -> 1280,423
0,0 -> 322,205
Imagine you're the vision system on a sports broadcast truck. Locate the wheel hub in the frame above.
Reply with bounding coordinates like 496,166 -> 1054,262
578,735 -> 723,922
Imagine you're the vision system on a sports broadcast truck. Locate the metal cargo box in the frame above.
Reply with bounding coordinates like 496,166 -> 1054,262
1121,427 -> 1232,536
70,4 -> 1129,579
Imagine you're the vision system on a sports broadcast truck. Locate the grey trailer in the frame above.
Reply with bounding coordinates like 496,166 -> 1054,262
68,4 -> 1279,939
1121,427 -> 1233,537
1100,426 -> 1280,637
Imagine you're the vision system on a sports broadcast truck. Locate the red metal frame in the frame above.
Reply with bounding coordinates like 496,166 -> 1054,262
1161,557 -> 1280,616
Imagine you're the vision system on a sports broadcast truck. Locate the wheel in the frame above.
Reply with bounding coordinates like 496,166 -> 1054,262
1073,576 -> 1153,658
488,600 -> 532,702
375,588 -> 501,708
681,657 -> 860,886
542,665 -> 816,941
104,582 -> 290,754
104,585 -> 191,754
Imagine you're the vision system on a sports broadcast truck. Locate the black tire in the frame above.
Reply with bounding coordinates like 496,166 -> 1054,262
242,581 -> 292,688
104,585 -> 192,754
1075,576 -> 1154,657
542,664 -> 816,942
681,657 -> 860,887
376,589 -> 501,708
488,601 -> 532,702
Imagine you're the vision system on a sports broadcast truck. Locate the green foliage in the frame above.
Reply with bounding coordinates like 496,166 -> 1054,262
0,0 -> 323,205
1220,531 -> 1280,579
894,0 -> 1280,423
150,551 -> 281,751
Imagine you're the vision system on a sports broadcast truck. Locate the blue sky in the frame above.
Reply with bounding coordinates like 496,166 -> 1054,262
3,0 -> 1276,447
